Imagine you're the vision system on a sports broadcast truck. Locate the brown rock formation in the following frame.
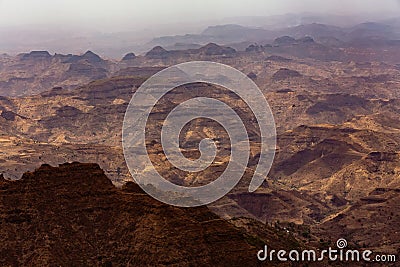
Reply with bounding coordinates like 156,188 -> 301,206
0,162 -> 291,266
121,52 -> 136,61
145,46 -> 170,59
272,68 -> 302,81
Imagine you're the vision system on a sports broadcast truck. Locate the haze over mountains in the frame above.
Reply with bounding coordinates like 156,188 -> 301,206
149,18 -> 400,51
1,18 -> 399,257
2,16 -> 400,97
0,5 -> 399,265
2,12 -> 400,58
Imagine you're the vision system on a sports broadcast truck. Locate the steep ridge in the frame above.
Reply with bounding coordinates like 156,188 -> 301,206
0,162 -> 304,266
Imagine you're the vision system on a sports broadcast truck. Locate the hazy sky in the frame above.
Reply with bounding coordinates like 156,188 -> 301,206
1,0 -> 400,31
1,0 -> 400,57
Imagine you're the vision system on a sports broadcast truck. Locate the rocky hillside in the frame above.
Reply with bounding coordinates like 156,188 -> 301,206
0,162 -> 307,266
0,41 -> 398,265
0,51 -> 114,97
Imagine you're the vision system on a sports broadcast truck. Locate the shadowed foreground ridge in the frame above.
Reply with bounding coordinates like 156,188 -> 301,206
0,162 -> 300,266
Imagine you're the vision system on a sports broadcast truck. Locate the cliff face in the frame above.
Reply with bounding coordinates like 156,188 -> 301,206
0,162 -> 264,266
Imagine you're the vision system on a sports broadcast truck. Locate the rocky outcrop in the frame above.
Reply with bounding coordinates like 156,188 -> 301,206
367,151 -> 399,162
20,51 -> 52,60
0,51 -> 113,97
121,52 -> 136,61
55,105 -> 83,118
0,163 -> 271,266
247,72 -> 257,80
199,43 -> 236,56
245,44 -> 261,52
306,94 -> 370,115
65,51 -> 104,65
145,46 -> 170,59
245,44 -> 273,53
81,50 -> 103,63
273,36 -> 297,46
0,109 -> 26,121
0,110 -> 17,121
272,68 -> 302,81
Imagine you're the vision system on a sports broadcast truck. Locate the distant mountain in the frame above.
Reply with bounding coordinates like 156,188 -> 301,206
381,16 -> 400,28
143,43 -> 237,61
121,52 -> 136,61
345,22 -> 400,40
148,18 -> 400,53
1,46 -> 399,259
1,13 -> 398,58
222,13 -> 374,28
280,23 -> 346,40
0,50 -> 112,97
148,24 -> 275,48
20,50 -> 52,60
201,24 -> 274,42
198,42 -> 236,56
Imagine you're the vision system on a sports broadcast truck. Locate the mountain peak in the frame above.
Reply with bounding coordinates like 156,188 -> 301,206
21,51 -> 52,60
145,46 -> 169,59
121,52 -> 136,61
81,50 -> 103,63
199,43 -> 236,56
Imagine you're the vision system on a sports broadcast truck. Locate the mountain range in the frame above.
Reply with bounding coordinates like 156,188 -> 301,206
0,16 -> 399,265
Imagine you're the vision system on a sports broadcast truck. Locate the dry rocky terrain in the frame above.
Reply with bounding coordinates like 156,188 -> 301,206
0,35 -> 399,264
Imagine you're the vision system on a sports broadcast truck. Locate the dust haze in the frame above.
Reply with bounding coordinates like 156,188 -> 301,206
0,0 -> 399,57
